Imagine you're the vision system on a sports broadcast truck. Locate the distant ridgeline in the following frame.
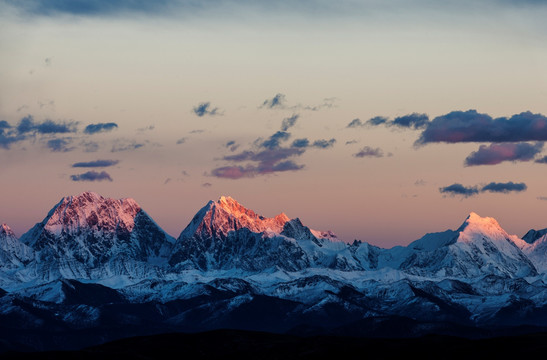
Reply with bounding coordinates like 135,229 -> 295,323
1,192 -> 547,351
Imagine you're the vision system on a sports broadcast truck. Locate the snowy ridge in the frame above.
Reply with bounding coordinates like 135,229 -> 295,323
2,192 -> 547,342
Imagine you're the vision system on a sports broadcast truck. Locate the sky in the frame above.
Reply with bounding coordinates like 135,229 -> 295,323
2,0 -> 547,248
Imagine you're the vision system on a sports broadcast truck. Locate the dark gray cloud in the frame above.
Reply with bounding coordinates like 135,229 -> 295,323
0,120 -> 11,130
84,122 -> 118,134
311,138 -> 336,149
392,113 -> 429,129
348,114 -> 426,129
535,155 -> 547,164
212,147 -> 305,179
211,114 -> 336,179
176,137 -> 187,145
439,183 -> 479,197
440,181 -> 527,197
346,118 -> 363,128
46,138 -> 74,152
367,116 -> 389,126
8,0 -> 173,17
225,140 -> 239,152
417,110 -> 547,145
291,138 -> 335,149
259,131 -> 290,150
291,138 -> 310,148
17,115 -> 77,134
481,181 -> 527,193
193,102 -> 221,117
260,93 -> 286,109
72,159 -> 119,168
70,170 -> 113,182
353,146 -> 384,158
464,142 -> 543,166
281,114 -> 299,131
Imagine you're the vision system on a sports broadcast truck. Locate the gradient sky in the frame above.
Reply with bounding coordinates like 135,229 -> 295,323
2,0 -> 547,247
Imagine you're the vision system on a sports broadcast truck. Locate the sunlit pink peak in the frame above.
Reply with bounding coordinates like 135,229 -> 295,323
44,192 -> 142,235
204,195 -> 290,234
0,223 -> 16,237
457,212 -> 522,245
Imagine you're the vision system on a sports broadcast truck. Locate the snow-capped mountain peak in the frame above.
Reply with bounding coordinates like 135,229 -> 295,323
41,191 -> 141,237
1,223 -> 16,238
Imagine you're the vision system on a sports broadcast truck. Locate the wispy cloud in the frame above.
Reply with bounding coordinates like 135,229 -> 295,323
347,114 -> 427,129
72,159 -> 119,168
46,138 -> 74,152
353,146 -> 384,158
193,102 -> 222,117
84,122 -> 118,134
111,139 -> 144,152
464,142 -> 543,166
260,93 -> 286,109
281,114 -> 299,131
70,170 -> 113,182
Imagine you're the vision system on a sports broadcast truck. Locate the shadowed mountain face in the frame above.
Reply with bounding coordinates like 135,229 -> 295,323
1,192 -> 547,351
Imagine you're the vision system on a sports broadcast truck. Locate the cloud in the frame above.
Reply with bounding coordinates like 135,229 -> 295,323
111,140 -> 144,152
70,170 -> 113,182
10,0 -> 173,17
353,146 -> 384,158
481,181 -> 527,193
259,131 -> 291,150
535,155 -> 547,164
366,116 -> 389,126
81,140 -> 100,152
260,93 -> 286,109
291,138 -> 310,148
164,178 -> 172,185
415,179 -> 427,186
46,138 -> 74,152
72,159 -> 119,168
440,181 -> 527,197
417,110 -> 547,145
16,115 -> 78,134
464,142 -> 543,166
0,120 -> 12,130
225,140 -> 239,152
193,102 -> 221,117
311,138 -> 336,149
439,183 -> 479,197
537,196 -> 547,201
84,122 -> 118,134
202,182 -> 213,187
345,140 -> 358,145
281,114 -> 299,131
290,138 -> 335,149
392,113 -> 429,129
213,147 -> 305,179
346,118 -> 363,128
176,137 -> 187,145
347,114 -> 426,129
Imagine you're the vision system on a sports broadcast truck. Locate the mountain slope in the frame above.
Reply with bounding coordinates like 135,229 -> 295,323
18,192 -> 174,281
399,212 -> 537,278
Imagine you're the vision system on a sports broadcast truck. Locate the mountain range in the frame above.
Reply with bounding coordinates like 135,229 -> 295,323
1,191 -> 547,351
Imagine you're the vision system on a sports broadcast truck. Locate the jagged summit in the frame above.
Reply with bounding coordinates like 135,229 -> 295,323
178,196 -> 290,240
1,224 -> 16,237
